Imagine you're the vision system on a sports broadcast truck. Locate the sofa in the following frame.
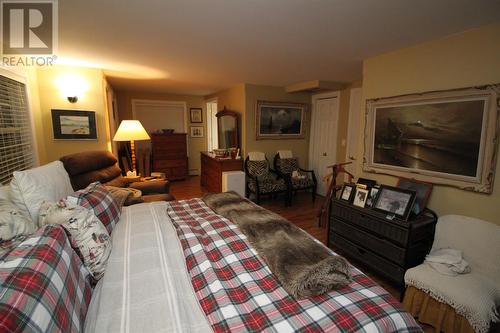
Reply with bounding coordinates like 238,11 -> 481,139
403,215 -> 500,333
59,150 -> 175,203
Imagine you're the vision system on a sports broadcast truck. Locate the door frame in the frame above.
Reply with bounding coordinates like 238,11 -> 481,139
345,87 -> 362,180
309,91 -> 340,194
206,97 -> 218,151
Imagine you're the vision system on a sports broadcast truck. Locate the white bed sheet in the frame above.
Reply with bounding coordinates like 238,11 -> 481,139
85,202 -> 212,333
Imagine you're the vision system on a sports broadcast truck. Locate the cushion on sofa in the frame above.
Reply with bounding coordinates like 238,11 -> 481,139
10,161 -> 74,222
66,182 -> 121,234
39,200 -> 112,279
60,150 -> 118,176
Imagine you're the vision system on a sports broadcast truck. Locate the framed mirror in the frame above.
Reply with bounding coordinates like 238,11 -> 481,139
216,107 -> 239,149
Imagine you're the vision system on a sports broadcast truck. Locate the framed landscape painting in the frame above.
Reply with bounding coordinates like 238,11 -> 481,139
256,101 -> 306,140
51,109 -> 97,140
363,85 -> 499,193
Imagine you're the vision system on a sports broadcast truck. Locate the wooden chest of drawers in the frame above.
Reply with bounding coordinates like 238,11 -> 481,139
200,152 -> 243,192
151,133 -> 188,180
329,198 -> 436,286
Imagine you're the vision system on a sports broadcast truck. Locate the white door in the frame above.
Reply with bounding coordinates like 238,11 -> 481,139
206,100 -> 218,151
345,87 -> 362,180
309,93 -> 340,196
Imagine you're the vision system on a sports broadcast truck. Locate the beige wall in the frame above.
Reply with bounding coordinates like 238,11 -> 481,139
244,84 -> 311,166
359,22 -> 500,223
32,66 -> 109,164
205,84 -> 247,154
115,91 -> 207,175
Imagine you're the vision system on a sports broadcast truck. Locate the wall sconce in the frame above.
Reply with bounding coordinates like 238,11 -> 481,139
56,73 -> 88,104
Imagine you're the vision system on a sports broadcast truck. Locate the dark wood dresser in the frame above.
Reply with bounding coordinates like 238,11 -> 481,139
329,198 -> 436,286
151,133 -> 188,180
200,152 -> 243,192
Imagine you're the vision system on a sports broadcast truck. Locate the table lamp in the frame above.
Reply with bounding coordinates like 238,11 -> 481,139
113,120 -> 150,174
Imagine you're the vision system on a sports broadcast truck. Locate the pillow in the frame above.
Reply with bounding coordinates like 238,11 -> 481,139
10,161 -> 74,222
66,182 -> 120,234
38,200 -> 112,279
0,199 -> 36,241
105,186 -> 143,207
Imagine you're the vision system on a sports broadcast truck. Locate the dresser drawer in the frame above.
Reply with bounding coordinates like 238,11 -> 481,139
331,233 -> 405,284
331,220 -> 406,265
332,202 -> 409,246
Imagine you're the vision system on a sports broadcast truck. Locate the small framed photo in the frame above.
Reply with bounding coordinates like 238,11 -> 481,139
190,108 -> 203,123
353,188 -> 369,208
340,184 -> 355,202
51,109 -> 97,140
366,186 -> 380,207
397,178 -> 433,215
372,185 -> 416,221
190,126 -> 204,138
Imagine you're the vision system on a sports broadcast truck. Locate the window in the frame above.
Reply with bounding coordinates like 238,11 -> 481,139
0,73 -> 36,185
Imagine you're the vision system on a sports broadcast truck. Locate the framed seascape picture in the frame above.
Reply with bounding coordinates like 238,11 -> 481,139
190,126 -> 204,138
256,100 -> 306,140
363,85 -> 499,193
51,110 -> 97,140
190,108 -> 203,123
397,177 -> 433,215
372,185 -> 416,221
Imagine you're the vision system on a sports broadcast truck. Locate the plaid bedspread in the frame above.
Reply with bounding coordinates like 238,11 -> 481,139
0,225 -> 93,333
168,199 -> 422,333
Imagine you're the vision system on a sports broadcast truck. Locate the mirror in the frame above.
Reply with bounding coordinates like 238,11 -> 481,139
216,107 -> 239,149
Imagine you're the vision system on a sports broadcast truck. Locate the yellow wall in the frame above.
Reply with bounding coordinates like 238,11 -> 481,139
33,66 -> 109,164
115,91 -> 207,175
206,84 -> 247,153
244,84 -> 311,166
359,22 -> 500,223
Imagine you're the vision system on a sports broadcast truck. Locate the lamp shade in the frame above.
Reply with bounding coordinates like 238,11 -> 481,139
113,120 -> 150,141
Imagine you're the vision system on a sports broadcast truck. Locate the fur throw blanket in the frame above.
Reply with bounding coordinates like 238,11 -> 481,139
203,192 -> 352,298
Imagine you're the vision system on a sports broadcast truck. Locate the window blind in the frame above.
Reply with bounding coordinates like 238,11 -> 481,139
0,74 -> 35,185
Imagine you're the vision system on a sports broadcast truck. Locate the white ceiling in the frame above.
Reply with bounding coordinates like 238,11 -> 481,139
58,0 -> 500,95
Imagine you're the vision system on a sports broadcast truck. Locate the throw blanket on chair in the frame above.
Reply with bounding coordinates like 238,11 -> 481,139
202,191 -> 351,298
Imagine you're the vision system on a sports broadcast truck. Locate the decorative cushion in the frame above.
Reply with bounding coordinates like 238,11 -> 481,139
248,175 -> 287,193
10,161 -> 74,222
66,182 -> 121,235
38,200 -> 112,279
277,158 -> 299,174
291,176 -> 314,189
247,160 -> 269,178
105,186 -> 143,207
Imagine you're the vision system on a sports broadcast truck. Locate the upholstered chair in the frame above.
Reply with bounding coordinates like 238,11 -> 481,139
244,154 -> 289,206
274,153 -> 317,203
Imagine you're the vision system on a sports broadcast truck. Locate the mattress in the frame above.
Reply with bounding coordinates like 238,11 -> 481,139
86,200 -> 421,333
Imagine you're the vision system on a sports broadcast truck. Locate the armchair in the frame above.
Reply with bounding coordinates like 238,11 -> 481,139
274,153 -> 317,203
244,155 -> 289,206
60,150 -> 175,204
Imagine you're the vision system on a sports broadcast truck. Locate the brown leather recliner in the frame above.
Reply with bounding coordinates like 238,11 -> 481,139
60,150 -> 175,203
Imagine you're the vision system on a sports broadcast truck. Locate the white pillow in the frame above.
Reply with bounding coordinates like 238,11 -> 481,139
10,161 -> 74,222
0,199 -> 36,241
38,200 -> 112,280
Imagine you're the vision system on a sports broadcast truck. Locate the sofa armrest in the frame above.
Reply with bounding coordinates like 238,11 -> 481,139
129,180 -> 170,194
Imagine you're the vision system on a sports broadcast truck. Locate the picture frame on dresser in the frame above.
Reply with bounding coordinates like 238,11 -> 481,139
339,184 -> 355,202
372,185 -> 416,221
353,188 -> 369,208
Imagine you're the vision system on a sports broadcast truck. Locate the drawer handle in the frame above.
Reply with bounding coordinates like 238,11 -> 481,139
356,247 -> 366,255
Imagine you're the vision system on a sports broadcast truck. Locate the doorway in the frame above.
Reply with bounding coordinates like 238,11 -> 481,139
309,92 -> 340,196
206,99 -> 218,151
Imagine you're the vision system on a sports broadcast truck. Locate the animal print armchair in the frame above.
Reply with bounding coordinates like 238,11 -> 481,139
245,156 -> 289,206
274,153 -> 317,203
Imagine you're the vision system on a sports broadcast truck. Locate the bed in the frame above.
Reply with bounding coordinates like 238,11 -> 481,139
85,199 -> 422,333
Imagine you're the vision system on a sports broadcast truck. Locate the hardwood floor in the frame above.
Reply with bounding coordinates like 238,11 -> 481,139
170,176 -> 401,299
